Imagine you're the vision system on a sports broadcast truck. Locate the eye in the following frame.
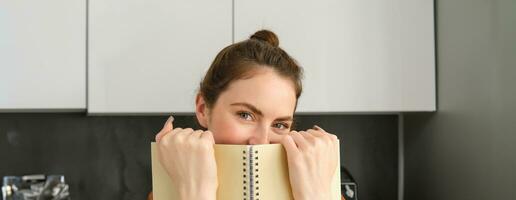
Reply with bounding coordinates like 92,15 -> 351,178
237,111 -> 253,121
273,123 -> 289,130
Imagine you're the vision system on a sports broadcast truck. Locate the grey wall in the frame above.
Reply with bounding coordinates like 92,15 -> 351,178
1,114 -> 398,200
404,0 -> 516,199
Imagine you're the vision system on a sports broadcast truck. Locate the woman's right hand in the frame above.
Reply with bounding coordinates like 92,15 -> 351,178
155,116 -> 218,200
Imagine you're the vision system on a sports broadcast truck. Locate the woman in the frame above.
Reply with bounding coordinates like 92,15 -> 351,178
153,30 -> 341,200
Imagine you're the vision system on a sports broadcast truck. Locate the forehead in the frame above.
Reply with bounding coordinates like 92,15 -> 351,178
217,68 -> 297,116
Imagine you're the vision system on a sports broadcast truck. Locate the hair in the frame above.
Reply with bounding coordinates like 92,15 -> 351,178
199,29 -> 303,110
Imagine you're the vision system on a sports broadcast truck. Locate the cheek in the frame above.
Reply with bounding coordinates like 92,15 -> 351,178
209,115 -> 251,144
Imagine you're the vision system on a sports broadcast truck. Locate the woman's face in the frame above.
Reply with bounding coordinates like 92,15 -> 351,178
196,67 -> 297,145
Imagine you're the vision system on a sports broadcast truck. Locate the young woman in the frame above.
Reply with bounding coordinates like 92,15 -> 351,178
154,30 -> 340,200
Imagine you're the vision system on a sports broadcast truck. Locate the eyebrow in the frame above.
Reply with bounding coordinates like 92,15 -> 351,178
230,102 -> 293,122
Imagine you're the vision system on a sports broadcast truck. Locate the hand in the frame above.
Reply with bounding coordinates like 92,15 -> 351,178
280,125 -> 339,200
155,116 -> 218,200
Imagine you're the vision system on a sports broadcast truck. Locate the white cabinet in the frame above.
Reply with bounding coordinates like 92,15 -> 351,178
88,0 -> 434,114
235,0 -> 435,112
88,0 -> 232,114
0,0 -> 86,111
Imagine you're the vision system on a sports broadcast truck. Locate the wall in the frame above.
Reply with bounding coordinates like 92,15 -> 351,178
1,114 -> 398,200
404,0 -> 516,199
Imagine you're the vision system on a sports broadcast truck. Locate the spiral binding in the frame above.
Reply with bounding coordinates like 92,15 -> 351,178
243,149 -> 248,200
243,146 -> 260,200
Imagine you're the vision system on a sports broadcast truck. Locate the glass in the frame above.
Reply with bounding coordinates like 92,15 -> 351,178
2,175 -> 70,200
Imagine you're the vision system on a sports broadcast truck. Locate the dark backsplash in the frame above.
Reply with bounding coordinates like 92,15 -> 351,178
0,114 -> 398,200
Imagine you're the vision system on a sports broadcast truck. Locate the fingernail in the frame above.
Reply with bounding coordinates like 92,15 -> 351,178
314,125 -> 325,131
168,115 -> 174,123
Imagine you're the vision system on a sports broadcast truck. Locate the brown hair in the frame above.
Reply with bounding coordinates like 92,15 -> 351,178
199,30 -> 303,110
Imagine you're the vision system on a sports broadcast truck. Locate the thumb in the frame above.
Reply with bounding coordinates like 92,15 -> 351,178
162,116 -> 174,131
156,116 -> 174,143
280,134 -> 299,159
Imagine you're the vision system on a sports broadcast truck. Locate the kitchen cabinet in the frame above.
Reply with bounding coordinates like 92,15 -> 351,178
0,0 -> 86,111
88,0 -> 232,114
88,0 -> 434,114
235,0 -> 435,112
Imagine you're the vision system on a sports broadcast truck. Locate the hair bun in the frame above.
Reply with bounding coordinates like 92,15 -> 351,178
250,29 -> 279,47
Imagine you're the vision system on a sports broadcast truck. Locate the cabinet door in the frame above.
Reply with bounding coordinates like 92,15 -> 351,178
88,0 -> 232,114
235,0 -> 435,112
0,0 -> 86,111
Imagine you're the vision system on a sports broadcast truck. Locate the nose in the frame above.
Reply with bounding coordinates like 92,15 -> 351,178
248,126 -> 270,145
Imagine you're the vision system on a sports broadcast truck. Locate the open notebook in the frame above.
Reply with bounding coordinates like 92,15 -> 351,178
151,142 -> 341,200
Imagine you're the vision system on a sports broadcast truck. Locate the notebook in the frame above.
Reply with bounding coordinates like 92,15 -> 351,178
151,142 -> 341,200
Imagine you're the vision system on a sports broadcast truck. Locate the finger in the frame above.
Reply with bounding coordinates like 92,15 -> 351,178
159,128 -> 183,145
299,130 -> 316,143
201,130 -> 215,144
305,130 -> 324,146
313,125 -> 337,142
313,125 -> 326,133
155,116 -> 174,143
171,128 -> 193,143
290,131 -> 309,150
191,130 -> 203,138
307,128 -> 325,138
328,133 -> 338,142
313,126 -> 339,144
308,129 -> 334,145
176,128 -> 194,136
280,135 -> 299,157
162,116 -> 175,131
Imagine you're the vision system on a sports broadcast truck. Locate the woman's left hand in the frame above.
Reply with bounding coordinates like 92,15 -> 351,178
280,125 -> 339,200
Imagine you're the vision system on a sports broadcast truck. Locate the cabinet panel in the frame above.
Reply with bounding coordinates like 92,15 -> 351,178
88,0 -> 232,114
0,0 -> 86,110
235,0 -> 435,112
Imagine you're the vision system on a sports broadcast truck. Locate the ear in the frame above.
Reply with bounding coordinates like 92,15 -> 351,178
195,93 -> 210,128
